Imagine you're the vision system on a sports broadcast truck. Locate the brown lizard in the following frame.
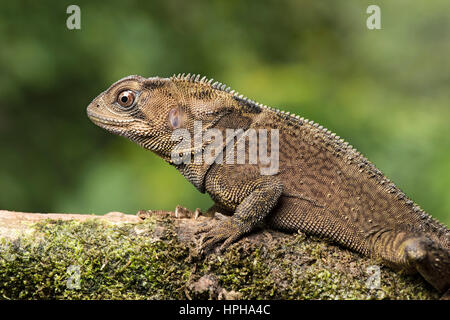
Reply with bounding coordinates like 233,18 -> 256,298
86,74 -> 450,294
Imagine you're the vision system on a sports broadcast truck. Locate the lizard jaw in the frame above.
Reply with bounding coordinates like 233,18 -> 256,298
86,107 -> 135,136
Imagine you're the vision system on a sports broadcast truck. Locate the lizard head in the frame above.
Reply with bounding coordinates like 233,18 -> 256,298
87,74 -> 255,160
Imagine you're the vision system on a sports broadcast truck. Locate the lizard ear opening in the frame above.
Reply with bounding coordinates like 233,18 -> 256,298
168,108 -> 184,129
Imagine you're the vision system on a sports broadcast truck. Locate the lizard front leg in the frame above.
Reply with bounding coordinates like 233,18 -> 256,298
197,166 -> 283,253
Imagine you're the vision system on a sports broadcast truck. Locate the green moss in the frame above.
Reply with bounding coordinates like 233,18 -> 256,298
0,217 -> 440,300
0,217 -> 190,299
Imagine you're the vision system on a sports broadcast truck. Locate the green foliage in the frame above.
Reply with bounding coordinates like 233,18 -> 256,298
0,1 -> 448,225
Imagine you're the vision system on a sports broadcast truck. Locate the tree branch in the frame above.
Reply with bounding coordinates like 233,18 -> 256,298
0,209 -> 439,299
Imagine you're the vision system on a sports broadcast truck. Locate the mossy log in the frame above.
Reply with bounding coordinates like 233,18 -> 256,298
0,209 -> 439,300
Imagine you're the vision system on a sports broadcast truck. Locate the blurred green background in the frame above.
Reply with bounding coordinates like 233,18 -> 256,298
0,0 -> 449,226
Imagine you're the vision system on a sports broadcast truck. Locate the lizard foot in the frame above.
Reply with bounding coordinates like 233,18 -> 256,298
404,237 -> 450,293
138,206 -> 202,220
195,214 -> 243,254
441,288 -> 450,300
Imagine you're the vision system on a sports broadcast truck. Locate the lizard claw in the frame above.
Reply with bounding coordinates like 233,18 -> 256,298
196,218 -> 242,254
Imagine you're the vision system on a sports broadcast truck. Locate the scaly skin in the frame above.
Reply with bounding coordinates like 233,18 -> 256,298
87,74 -> 450,293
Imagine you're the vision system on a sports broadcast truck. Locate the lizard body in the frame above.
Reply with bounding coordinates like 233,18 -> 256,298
87,74 -> 450,293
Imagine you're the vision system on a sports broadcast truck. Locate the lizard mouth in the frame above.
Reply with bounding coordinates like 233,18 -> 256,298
86,107 -> 135,136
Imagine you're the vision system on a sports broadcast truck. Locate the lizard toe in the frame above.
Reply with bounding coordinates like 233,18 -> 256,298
219,233 -> 242,252
194,222 -> 215,235
198,219 -> 242,253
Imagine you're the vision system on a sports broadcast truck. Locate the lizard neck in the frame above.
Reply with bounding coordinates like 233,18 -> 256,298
172,162 -> 213,193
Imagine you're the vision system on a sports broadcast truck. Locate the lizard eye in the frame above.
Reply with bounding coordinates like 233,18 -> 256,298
117,90 -> 135,108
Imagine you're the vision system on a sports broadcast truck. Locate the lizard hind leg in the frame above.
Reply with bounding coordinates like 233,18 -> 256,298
403,237 -> 450,293
372,229 -> 450,293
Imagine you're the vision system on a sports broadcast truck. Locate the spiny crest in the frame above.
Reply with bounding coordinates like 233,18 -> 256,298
171,73 -> 268,110
170,73 -> 361,153
172,72 -> 233,95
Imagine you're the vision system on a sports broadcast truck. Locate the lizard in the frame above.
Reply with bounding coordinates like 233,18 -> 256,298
86,74 -> 450,294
